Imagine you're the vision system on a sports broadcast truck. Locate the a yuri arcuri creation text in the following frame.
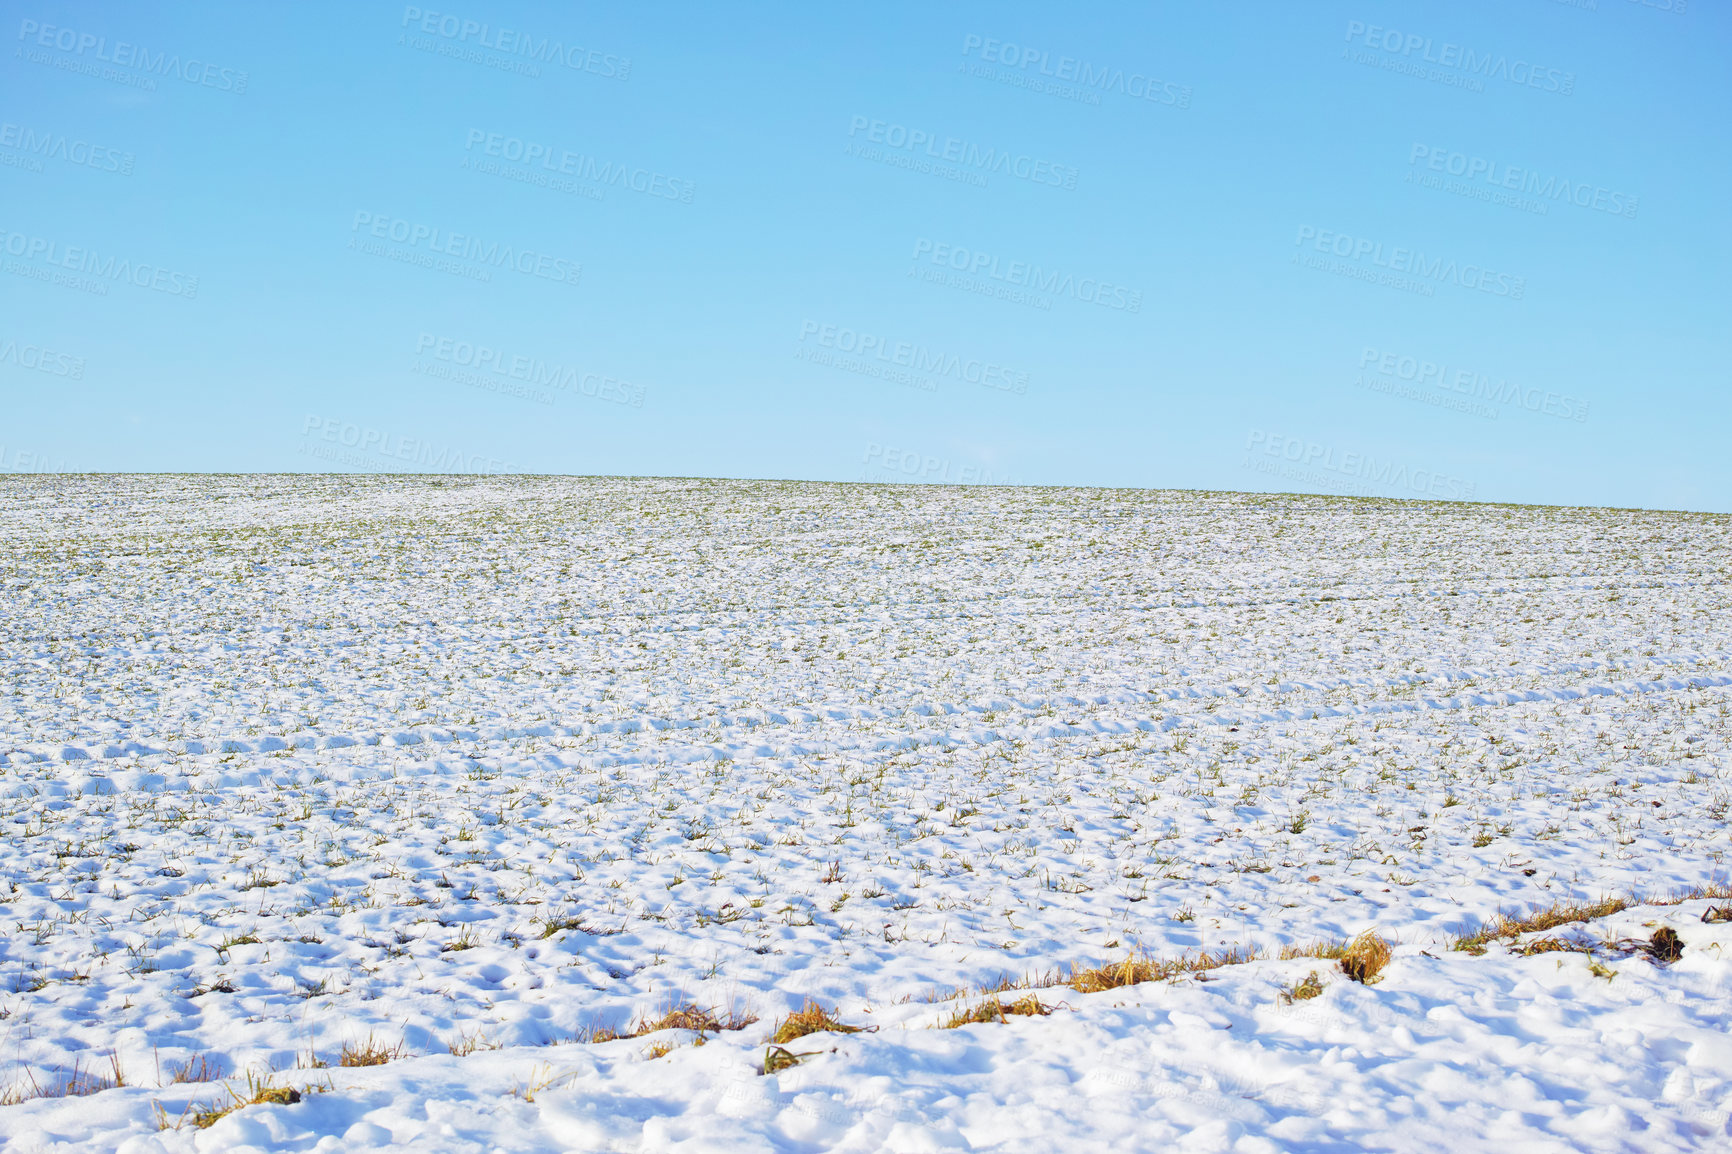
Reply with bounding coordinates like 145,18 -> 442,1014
1342,20 -> 1574,96
1406,144 -> 1637,219
15,17 -> 248,94
1,227 -> 198,298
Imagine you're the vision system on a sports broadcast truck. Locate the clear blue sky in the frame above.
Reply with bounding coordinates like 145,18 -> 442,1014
3,0 -> 1726,510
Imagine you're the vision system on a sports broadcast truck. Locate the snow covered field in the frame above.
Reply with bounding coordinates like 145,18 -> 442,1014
1,474 -> 1729,1152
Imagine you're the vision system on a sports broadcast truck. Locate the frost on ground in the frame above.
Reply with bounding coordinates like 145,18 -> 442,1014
0,474 -> 1728,1152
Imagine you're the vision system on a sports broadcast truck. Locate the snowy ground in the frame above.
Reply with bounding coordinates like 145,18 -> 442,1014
0,474 -> 1728,1151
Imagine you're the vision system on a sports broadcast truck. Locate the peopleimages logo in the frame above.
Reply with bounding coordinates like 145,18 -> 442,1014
1245,429 -> 1476,501
1294,226 -> 1525,299
298,414 -> 519,474
910,239 -> 1141,312
462,130 -> 693,203
959,34 -> 1191,108
1343,20 -> 1574,95
1358,347 -> 1588,422
0,228 -> 199,298
798,320 -> 1029,395
399,7 -> 629,79
0,336 -> 85,379
1407,145 -> 1637,219
16,19 -> 249,93
0,122 -> 133,175
0,444 -> 71,473
846,116 -> 1078,190
349,212 -> 581,286
414,332 -> 645,407
862,442 -> 1014,486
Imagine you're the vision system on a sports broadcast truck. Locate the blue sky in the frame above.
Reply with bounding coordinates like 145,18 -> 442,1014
2,0 -> 1726,510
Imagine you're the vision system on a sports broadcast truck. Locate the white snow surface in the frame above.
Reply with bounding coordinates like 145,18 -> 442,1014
0,474 -> 1728,1151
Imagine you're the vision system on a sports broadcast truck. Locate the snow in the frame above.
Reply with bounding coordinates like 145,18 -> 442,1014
0,474 -> 1728,1151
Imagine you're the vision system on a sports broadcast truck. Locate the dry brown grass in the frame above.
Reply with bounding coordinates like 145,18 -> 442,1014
939,994 -> 1054,1029
1514,936 -> 1596,956
763,1044 -> 819,1074
508,1064 -> 562,1102
1656,881 -> 1732,905
337,1036 -> 407,1068
1338,931 -> 1392,984
756,882 -> 1727,1045
1278,939 -> 1350,962
977,970 -> 1063,996
536,914 -> 624,939
1064,946 -> 1260,994
537,915 -> 588,939
1063,955 -> 1163,993
1278,972 -> 1326,1004
164,1073 -> 308,1131
628,1000 -> 757,1039
0,1052 -> 126,1105
162,1053 -> 223,1085
769,1000 -> 865,1044
1452,896 -> 1630,954
1647,926 -> 1685,962
192,1085 -> 300,1129
633,1003 -> 719,1035
447,1029 -> 501,1057
909,942 -> 1348,1014
1448,883 -> 1732,955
